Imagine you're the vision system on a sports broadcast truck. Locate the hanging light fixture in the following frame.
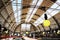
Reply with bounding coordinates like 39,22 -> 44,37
18,33 -> 20,36
26,32 -> 29,34
43,14 -> 50,27
5,30 -> 8,33
54,30 -> 56,33
57,30 -> 60,34
42,32 -> 45,35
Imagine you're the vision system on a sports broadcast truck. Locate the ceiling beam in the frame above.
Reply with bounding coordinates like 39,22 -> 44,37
0,13 -> 13,32
53,16 -> 60,29
1,0 -> 11,25
1,0 -> 16,32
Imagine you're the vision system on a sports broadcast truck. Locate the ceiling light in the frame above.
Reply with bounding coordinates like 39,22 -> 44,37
26,32 -> 29,34
14,33 -> 17,36
54,30 -> 56,33
42,32 -> 45,35
1,27 -> 4,30
29,34 -> 31,37
23,34 -> 26,36
48,32 -> 49,34
57,30 -> 60,34
11,33 -> 13,36
5,30 -> 8,33
18,33 -> 20,36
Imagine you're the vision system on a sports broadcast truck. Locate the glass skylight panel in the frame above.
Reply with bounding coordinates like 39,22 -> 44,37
33,0 -> 60,26
46,6 -> 60,19
50,7 -> 60,16
12,6 -> 16,11
14,13 -> 17,18
56,0 -> 60,4
26,24 -> 31,31
18,0 -> 22,3
33,14 -> 45,26
46,3 -> 59,13
17,11 -> 22,17
57,6 -> 60,10
45,12 -> 51,19
21,24 -> 26,31
45,7 -> 60,19
25,0 -> 43,22
11,0 -> 16,11
18,16 -> 20,20
21,24 -> 31,31
11,0 -> 22,25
